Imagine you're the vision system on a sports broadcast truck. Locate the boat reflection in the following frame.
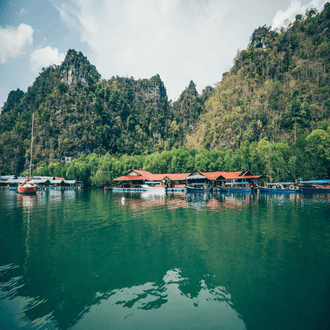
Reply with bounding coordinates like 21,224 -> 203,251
114,191 -> 259,213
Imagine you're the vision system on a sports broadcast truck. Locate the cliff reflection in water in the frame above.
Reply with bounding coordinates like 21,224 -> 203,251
1,190 -> 330,330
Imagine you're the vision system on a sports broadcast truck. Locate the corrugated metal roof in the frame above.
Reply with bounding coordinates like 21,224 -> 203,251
113,175 -> 146,181
165,173 -> 189,181
300,179 -> 330,184
0,175 -> 15,180
50,180 -> 63,184
64,180 -> 76,184
33,179 -> 50,184
6,178 -> 26,184
186,174 -> 206,180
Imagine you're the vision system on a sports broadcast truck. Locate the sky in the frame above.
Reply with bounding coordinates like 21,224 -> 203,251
0,0 -> 328,109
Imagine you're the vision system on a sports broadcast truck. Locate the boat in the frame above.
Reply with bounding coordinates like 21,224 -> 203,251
258,182 -> 298,194
217,181 -> 256,194
141,184 -> 166,195
17,113 -> 37,195
17,178 -> 37,195
185,185 -> 210,193
299,180 -> 330,194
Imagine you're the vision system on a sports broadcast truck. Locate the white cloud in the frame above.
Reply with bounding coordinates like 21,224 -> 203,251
55,0 -> 232,100
0,23 -> 33,63
30,46 -> 65,72
20,8 -> 28,16
272,0 -> 327,30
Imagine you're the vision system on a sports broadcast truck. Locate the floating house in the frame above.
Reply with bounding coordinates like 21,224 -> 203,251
0,175 -> 78,190
113,169 -> 263,189
113,170 -> 189,189
185,170 -> 263,188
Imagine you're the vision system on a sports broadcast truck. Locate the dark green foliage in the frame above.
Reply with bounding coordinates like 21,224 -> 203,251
1,4 -> 330,181
189,3 -> 330,150
1,89 -> 24,114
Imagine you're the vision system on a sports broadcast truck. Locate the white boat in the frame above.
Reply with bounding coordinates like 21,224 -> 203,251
141,184 -> 165,194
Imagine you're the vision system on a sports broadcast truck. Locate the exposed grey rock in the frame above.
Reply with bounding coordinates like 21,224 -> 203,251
60,49 -> 101,86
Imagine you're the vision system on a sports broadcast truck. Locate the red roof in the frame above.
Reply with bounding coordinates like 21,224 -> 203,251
165,173 -> 190,181
113,169 -> 154,181
201,171 -> 243,180
225,175 -> 263,180
55,177 -> 65,180
113,169 -> 262,182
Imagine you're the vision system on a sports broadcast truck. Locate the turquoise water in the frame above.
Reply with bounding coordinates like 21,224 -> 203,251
0,189 -> 330,330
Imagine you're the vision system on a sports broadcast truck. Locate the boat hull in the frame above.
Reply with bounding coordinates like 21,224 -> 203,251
300,187 -> 330,194
258,187 -> 297,194
17,186 -> 37,194
217,187 -> 253,194
185,186 -> 210,193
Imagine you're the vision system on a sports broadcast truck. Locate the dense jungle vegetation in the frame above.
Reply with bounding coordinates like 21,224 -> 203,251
1,3 -> 330,185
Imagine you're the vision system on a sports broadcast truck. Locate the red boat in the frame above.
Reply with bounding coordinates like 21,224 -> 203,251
17,113 -> 37,195
17,178 -> 37,195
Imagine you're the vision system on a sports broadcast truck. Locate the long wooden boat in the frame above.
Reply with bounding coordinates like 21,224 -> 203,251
299,179 -> 330,194
300,187 -> 330,193
17,178 -> 37,195
217,181 -> 255,194
258,182 -> 298,194
218,186 -> 254,194
258,187 -> 297,194
185,185 -> 210,193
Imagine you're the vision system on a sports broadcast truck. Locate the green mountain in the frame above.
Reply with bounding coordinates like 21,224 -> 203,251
186,3 -> 330,150
1,4 -> 330,181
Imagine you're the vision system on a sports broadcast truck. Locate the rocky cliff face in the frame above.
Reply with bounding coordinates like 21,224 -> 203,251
60,49 -> 101,86
172,81 -> 205,134
249,26 -> 277,50
2,89 -> 24,113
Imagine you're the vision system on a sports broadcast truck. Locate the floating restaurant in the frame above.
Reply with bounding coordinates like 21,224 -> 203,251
112,169 -> 263,191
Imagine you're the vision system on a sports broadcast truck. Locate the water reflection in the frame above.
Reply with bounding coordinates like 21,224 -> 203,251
1,190 -> 330,330
113,190 -> 259,213
73,268 -> 245,330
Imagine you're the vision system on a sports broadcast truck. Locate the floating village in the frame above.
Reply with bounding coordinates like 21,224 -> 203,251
2,169 -> 329,195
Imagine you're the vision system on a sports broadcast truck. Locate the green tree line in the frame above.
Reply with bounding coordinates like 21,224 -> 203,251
28,122 -> 330,186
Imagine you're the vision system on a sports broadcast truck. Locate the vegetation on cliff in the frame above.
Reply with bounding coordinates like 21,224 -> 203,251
187,4 -> 330,150
1,4 -> 330,183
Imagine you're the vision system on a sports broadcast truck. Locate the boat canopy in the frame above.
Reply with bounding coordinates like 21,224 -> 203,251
190,182 -> 206,185
300,179 -> 330,184
145,181 -> 162,184
267,182 -> 294,185
225,181 -> 249,185
187,174 -> 206,180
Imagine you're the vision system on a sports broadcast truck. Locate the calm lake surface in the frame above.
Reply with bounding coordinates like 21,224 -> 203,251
1,189 -> 330,330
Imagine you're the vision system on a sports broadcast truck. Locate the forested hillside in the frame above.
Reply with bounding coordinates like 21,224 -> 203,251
187,3 -> 330,149
0,50 -> 210,174
1,3 -> 330,183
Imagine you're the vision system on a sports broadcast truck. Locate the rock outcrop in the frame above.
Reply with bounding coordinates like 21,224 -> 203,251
1,89 -> 24,113
60,49 -> 100,86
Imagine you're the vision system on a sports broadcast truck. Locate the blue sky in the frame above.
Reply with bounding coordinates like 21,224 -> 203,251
0,0 -> 327,109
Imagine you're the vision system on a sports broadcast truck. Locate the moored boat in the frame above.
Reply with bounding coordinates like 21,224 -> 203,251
141,184 -> 166,194
17,178 -> 37,195
185,185 -> 210,193
258,182 -> 298,194
217,181 -> 256,194
299,179 -> 330,194
17,113 -> 37,195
